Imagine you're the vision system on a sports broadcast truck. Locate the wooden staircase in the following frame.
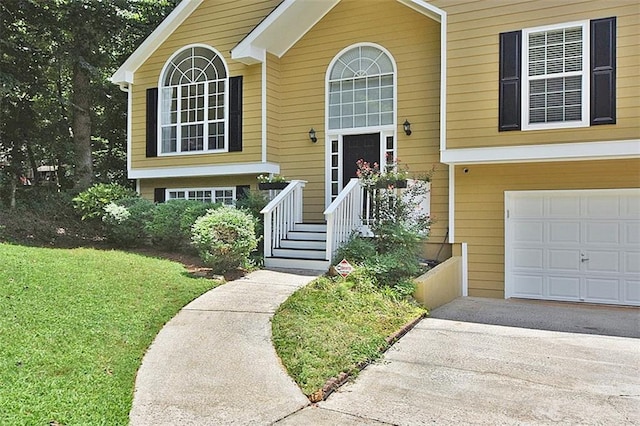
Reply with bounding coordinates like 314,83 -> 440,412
264,223 -> 330,270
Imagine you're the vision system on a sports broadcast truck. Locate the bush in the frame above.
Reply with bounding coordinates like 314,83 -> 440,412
191,206 -> 258,273
333,234 -> 377,264
236,189 -> 268,252
103,197 -> 155,247
73,183 -> 137,220
146,200 -> 217,250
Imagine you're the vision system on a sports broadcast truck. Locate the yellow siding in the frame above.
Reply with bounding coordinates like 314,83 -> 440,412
266,53 -> 281,164
432,0 -> 640,148
130,0 -> 280,170
276,0 -> 448,240
454,159 -> 640,298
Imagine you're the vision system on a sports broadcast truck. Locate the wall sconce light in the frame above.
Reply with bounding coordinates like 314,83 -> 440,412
309,128 -> 317,143
403,120 -> 412,136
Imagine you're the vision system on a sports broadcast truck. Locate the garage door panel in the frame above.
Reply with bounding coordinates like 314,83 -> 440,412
548,195 -> 580,217
625,222 -> 640,245
624,280 -> 640,304
548,276 -> 580,299
512,197 -> 543,218
513,248 -> 544,269
549,222 -> 580,243
512,275 -> 544,296
548,250 -> 580,271
584,278 -> 620,303
584,251 -> 620,273
514,221 -> 544,242
625,252 -> 640,274
586,195 -> 621,218
506,189 -> 640,306
585,222 -> 620,245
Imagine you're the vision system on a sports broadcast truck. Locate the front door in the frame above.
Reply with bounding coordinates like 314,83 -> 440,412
342,133 -> 380,182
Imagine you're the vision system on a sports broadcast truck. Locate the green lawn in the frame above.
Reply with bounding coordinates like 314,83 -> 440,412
272,276 -> 426,396
0,243 -> 220,426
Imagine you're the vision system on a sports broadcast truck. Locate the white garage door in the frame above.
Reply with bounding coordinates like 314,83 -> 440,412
505,189 -> 640,306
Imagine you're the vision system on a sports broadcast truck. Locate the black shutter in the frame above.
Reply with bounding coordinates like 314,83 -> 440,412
235,185 -> 250,200
154,188 -> 166,203
146,88 -> 158,157
591,17 -> 616,125
499,31 -> 522,131
228,76 -> 243,152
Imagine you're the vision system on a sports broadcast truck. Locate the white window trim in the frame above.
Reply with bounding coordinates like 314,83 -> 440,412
166,186 -> 237,205
522,20 -> 590,131
324,42 -> 398,207
157,43 -> 230,156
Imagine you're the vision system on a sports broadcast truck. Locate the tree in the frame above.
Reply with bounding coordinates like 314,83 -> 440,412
0,0 -> 179,205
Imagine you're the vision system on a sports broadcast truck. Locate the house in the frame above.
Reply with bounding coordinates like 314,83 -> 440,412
112,0 -> 639,307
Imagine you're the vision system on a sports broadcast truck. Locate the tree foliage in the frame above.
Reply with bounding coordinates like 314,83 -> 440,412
0,0 -> 180,206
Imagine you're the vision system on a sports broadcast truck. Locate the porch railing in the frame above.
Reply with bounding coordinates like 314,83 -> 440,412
324,178 -> 364,261
260,180 -> 306,257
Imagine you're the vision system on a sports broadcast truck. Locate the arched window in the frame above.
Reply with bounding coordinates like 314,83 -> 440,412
160,45 -> 227,154
328,45 -> 395,130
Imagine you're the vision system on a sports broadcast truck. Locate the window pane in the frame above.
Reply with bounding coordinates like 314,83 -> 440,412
181,124 -> 204,151
161,126 -> 177,153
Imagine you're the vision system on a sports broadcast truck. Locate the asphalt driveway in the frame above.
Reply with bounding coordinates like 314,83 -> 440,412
279,297 -> 640,425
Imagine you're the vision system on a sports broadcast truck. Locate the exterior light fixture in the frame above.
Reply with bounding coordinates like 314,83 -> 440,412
309,128 -> 317,143
403,120 -> 412,136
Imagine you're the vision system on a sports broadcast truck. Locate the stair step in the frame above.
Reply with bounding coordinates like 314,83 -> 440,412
280,239 -> 326,250
294,223 -> 327,233
265,257 -> 330,271
286,231 -> 326,241
272,248 -> 327,260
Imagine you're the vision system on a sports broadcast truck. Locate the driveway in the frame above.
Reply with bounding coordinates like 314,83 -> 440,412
279,297 -> 640,425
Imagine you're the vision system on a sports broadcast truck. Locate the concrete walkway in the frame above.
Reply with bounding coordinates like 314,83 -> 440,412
129,269 -> 318,425
131,276 -> 640,425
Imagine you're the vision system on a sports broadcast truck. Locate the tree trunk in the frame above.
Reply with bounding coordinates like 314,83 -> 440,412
72,59 -> 93,189
9,177 -> 16,209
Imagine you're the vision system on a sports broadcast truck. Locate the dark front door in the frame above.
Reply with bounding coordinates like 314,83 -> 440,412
342,133 -> 380,183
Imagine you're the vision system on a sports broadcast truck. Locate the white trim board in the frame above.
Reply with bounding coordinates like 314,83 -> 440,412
441,139 -> 640,165
128,162 -> 280,179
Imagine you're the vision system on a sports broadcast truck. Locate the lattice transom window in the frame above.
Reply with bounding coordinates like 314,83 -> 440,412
328,45 -> 395,130
523,23 -> 588,128
160,46 -> 227,154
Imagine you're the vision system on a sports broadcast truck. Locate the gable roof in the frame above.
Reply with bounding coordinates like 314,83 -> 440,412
232,0 -> 445,64
111,0 -> 446,83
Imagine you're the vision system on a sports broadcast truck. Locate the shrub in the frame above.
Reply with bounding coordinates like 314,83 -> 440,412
191,206 -> 258,273
103,197 -> 155,247
146,200 -> 217,251
333,234 -> 377,264
235,189 -> 268,252
73,183 -> 137,220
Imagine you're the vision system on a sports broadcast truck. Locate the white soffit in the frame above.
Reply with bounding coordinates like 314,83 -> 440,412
232,0 -> 444,64
111,0 -> 205,85
231,0 -> 340,65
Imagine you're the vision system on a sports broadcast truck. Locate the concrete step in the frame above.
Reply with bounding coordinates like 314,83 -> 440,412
293,223 -> 327,233
272,248 -> 327,260
279,239 -> 326,250
264,257 -> 330,271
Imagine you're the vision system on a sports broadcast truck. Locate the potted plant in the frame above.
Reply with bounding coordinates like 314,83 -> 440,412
257,174 -> 289,190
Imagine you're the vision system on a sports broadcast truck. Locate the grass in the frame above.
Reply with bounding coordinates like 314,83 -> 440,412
272,275 -> 426,396
0,243 -> 221,426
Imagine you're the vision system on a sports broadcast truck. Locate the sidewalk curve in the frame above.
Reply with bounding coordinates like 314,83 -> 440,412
129,269 -> 319,426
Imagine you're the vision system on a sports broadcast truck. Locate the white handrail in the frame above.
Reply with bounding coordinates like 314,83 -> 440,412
323,178 -> 363,261
260,180 -> 306,257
